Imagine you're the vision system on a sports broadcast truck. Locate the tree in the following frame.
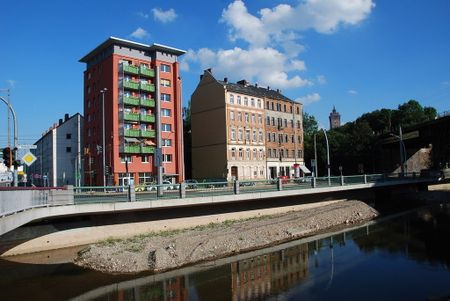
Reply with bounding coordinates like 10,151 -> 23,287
302,112 -> 319,171
183,100 -> 192,179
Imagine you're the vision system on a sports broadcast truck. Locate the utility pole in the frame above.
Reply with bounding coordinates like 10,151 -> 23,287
0,96 -> 19,187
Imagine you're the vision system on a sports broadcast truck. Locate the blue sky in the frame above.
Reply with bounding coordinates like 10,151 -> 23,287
1,0 -> 450,146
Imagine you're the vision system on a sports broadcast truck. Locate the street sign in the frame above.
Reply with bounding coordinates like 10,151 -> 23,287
21,151 -> 37,166
17,144 -> 37,150
0,172 -> 13,184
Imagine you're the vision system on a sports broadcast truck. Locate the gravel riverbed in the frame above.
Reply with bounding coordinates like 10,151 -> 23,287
74,200 -> 378,274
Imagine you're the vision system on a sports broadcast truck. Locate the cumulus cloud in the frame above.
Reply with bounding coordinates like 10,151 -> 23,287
130,27 -> 149,39
348,89 -> 358,95
152,8 -> 177,23
184,47 -> 312,89
296,93 -> 321,106
185,0 -> 374,91
317,75 -> 327,85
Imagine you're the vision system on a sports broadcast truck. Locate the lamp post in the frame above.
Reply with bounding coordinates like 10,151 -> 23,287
314,128 -> 331,185
390,126 -> 406,176
0,96 -> 19,186
100,88 -> 107,187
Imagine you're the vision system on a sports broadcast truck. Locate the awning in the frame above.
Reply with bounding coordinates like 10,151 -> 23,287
125,137 -> 140,143
299,165 -> 311,174
145,140 -> 156,146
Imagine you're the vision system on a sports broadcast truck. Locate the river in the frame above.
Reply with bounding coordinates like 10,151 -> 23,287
1,204 -> 450,301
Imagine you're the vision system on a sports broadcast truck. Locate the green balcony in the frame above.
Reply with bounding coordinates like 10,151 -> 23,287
122,96 -> 140,106
123,144 -> 140,153
140,83 -> 155,92
124,129 -> 140,137
140,130 -> 156,138
122,64 -> 139,75
140,114 -> 155,123
122,81 -> 139,90
123,112 -> 140,122
141,146 -> 155,154
140,67 -> 155,77
140,98 -> 155,107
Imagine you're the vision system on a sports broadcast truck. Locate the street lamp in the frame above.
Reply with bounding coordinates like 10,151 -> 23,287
314,128 -> 331,185
100,88 -> 107,187
390,126 -> 406,176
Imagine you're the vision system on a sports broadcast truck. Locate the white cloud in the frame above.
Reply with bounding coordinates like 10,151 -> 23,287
441,81 -> 449,86
6,80 -> 16,88
137,11 -> 149,19
296,93 -> 321,106
152,8 -> 177,23
183,47 -> 312,89
348,89 -> 358,95
317,75 -> 327,85
130,27 -> 149,39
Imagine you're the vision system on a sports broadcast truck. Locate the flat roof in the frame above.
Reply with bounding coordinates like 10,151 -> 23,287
79,37 -> 186,63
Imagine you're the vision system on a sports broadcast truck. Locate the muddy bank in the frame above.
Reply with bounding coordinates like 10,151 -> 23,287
75,200 -> 378,274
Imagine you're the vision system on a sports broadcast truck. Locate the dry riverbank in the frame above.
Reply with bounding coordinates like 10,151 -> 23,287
75,200 -> 378,274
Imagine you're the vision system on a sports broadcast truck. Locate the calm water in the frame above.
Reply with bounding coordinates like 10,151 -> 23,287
1,204 -> 450,301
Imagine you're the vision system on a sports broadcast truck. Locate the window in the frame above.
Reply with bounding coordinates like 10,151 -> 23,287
246,148 -> 251,159
121,155 -> 133,163
141,155 -> 150,163
252,130 -> 257,141
66,147 -> 72,153
245,130 -> 251,141
163,154 -> 172,162
266,116 -> 270,125
239,148 -> 243,158
229,94 -> 234,104
267,133 -> 271,142
297,120 -> 301,129
251,114 -> 255,123
251,98 -> 255,107
162,139 -> 172,147
230,111 -> 235,121
237,96 -> 241,105
161,64 -> 171,72
260,149 -> 264,159
162,123 -> 172,132
258,114 -> 262,124
298,150 -> 303,158
231,128 -> 236,140
244,97 -> 248,106
161,93 -> 171,102
271,102 -> 274,110
272,133 -> 276,141
257,99 -> 262,108
245,113 -> 249,123
259,131 -> 263,142
284,119 -> 288,128
291,120 -> 294,128
161,79 -> 171,87
238,112 -> 242,122
253,149 -> 257,160
231,148 -> 236,159
139,172 -> 152,184
271,117 -> 275,126
284,104 -> 287,112
161,109 -> 171,117
66,134 -> 72,139
266,101 -> 270,109
297,107 -> 301,114
238,129 -> 243,141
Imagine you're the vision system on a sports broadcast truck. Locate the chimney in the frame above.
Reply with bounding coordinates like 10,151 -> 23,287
255,83 -> 258,88
200,74 -> 203,80
237,79 -> 247,86
224,77 -> 228,83
276,89 -> 280,93
59,119 -> 63,125
64,113 -> 69,121
267,86 -> 270,90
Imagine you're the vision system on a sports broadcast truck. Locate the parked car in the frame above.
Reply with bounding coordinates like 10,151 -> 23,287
185,179 -> 198,189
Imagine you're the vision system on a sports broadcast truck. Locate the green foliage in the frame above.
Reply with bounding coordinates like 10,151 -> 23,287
305,100 -> 437,175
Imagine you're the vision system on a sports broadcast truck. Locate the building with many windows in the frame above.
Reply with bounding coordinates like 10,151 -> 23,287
79,37 -> 185,186
191,69 -> 306,180
29,113 -> 83,187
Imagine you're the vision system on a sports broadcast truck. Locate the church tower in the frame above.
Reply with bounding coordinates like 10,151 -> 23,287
329,106 -> 341,129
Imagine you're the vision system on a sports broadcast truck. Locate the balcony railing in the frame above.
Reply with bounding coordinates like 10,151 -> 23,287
124,129 -> 140,137
140,83 -> 155,92
141,146 -> 155,154
140,114 -> 155,123
122,64 -> 139,75
122,80 -> 140,90
122,144 -> 140,153
122,96 -> 140,106
140,66 -> 155,77
140,130 -> 156,138
140,98 -> 155,107
123,112 -> 140,122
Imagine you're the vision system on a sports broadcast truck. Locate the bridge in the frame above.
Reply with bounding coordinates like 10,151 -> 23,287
0,173 -> 445,255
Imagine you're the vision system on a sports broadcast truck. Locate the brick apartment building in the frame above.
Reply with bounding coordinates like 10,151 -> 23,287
80,37 -> 185,186
191,69 -> 307,181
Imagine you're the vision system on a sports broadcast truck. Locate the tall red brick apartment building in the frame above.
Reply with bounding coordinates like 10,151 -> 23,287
80,37 -> 185,186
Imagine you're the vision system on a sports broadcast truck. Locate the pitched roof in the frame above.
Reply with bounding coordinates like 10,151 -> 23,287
216,80 -> 295,103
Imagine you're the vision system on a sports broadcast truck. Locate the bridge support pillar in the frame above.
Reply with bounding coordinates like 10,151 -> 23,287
364,174 -> 367,184
340,176 -> 344,186
234,180 -> 240,195
128,184 -> 136,202
311,177 -> 316,188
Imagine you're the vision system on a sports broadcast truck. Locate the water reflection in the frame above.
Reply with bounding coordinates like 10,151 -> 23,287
2,204 -> 450,301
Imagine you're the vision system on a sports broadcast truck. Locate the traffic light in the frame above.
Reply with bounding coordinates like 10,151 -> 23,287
12,148 -> 20,168
2,147 -> 11,168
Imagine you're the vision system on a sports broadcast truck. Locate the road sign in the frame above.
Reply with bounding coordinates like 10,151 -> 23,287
17,144 -> 37,150
21,151 -> 37,166
0,172 -> 13,184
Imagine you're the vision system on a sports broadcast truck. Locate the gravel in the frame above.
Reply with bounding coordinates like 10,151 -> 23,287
74,200 -> 378,274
